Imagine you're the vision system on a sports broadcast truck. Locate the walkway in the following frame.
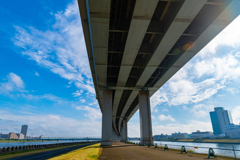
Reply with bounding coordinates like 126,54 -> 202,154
98,142 -> 231,160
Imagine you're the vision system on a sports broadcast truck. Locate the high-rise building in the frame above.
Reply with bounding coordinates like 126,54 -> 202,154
20,125 -> 28,139
210,107 -> 233,135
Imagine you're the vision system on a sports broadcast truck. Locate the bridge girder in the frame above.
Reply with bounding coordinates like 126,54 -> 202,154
78,0 -> 240,140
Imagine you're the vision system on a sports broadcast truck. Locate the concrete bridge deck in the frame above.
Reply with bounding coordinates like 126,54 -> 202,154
98,142 -> 232,160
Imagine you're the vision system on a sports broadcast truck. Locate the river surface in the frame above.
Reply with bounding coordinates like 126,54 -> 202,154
130,140 -> 240,158
0,140 -> 92,149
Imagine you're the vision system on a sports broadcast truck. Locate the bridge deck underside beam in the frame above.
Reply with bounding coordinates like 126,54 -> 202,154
113,0 -> 159,134
126,0 -> 240,121
79,0 -> 240,135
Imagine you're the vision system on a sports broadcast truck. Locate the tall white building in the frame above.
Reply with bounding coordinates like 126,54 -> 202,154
210,107 -> 233,135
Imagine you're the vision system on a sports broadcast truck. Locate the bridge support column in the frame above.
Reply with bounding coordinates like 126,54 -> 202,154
112,129 -> 120,142
139,90 -> 153,146
101,90 -> 113,146
121,118 -> 128,142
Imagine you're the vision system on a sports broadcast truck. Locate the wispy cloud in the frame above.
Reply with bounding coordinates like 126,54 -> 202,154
12,0 -> 95,95
199,16 -> 240,58
0,110 -> 101,137
0,72 -> 25,94
153,120 -> 212,135
75,106 -> 101,121
158,114 -> 175,122
150,16 -> 240,109
190,104 -> 215,118
231,106 -> 240,124
35,71 -> 40,76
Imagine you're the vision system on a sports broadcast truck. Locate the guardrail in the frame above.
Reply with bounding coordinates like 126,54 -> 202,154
128,141 -> 240,160
156,143 -> 240,160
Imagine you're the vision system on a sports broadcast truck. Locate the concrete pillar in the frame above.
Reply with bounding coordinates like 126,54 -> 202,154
101,90 -> 113,146
139,90 -> 153,145
121,118 -> 128,141
112,129 -> 120,141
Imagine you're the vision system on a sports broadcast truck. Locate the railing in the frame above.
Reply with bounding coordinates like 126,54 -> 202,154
128,140 -> 240,159
155,142 -> 240,160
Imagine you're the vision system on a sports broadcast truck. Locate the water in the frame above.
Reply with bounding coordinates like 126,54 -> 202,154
0,140 -> 90,148
130,140 -> 240,158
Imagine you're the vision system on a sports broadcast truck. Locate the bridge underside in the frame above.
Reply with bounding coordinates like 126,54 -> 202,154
78,0 -> 240,145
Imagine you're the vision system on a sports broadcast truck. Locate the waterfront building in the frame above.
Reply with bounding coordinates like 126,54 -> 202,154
8,132 -> 18,139
190,130 -> 213,138
20,124 -> 28,139
0,133 -> 8,139
172,132 -> 188,139
153,134 -> 172,140
210,107 -> 233,135
16,133 -> 25,139
225,124 -> 240,138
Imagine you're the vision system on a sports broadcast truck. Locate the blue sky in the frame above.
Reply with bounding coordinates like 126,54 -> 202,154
0,0 -> 240,137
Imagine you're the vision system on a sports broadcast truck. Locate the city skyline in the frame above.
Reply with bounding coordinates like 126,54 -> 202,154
1,0 -> 240,137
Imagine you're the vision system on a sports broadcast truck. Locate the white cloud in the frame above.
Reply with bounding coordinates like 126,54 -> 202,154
80,99 -> 86,103
75,82 -> 95,94
12,0 -> 94,96
226,88 -> 239,94
0,110 -> 101,137
194,55 -> 240,80
183,106 -> 188,110
0,72 -> 24,94
150,90 -> 168,110
231,106 -> 240,124
161,108 -> 168,112
149,16 -> 240,108
72,90 -> 83,97
190,104 -> 214,118
35,71 -> 40,76
168,78 -> 226,106
158,114 -> 175,122
152,120 -> 212,135
19,93 -> 68,104
128,123 -> 140,137
75,106 -> 101,121
152,53 -> 240,106
199,15 -> 240,58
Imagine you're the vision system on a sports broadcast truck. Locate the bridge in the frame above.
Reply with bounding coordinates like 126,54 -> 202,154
78,0 -> 240,146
